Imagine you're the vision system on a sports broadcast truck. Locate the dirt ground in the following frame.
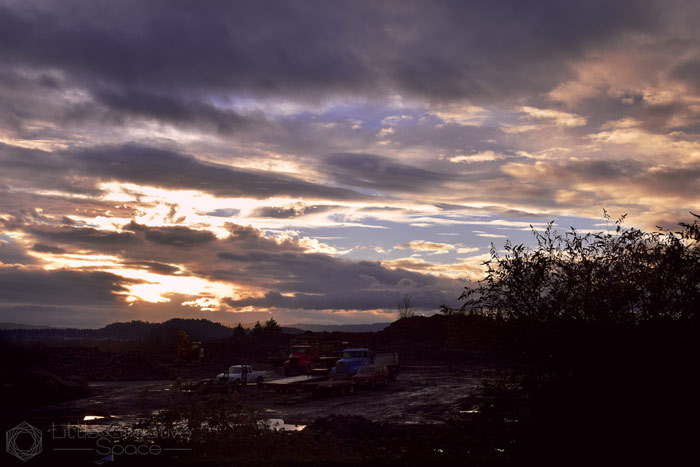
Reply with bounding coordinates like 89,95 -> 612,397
11,365 -> 486,429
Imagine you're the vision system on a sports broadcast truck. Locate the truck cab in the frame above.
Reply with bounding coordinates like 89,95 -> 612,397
284,344 -> 318,375
332,348 -> 372,377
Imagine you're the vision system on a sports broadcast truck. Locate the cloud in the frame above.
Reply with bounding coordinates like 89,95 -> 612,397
123,221 -> 217,247
671,59 -> 700,93
0,238 -> 38,265
395,241 -> 455,254
519,106 -> 587,128
444,151 -> 503,163
31,243 -> 66,255
205,208 -> 240,218
473,231 -> 508,238
11,217 -> 465,317
0,142 -> 367,200
428,105 -> 490,127
122,261 -> 181,275
323,153 -> 452,193
0,0 -> 663,121
383,254 -> 492,281
250,204 -> 337,219
91,88 -> 262,134
0,266 -> 132,306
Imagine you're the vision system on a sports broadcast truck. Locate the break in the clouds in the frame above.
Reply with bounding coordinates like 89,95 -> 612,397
1,0 -> 699,326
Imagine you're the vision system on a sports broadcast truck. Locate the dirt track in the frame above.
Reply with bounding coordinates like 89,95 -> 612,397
252,365 -> 483,425
13,365 -> 485,428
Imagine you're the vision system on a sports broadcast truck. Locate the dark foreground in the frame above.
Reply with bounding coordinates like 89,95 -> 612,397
3,365 -> 500,466
2,315 -> 699,466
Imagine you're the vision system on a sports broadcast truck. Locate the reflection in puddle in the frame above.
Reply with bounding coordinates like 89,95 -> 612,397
82,415 -> 105,421
267,418 -> 306,431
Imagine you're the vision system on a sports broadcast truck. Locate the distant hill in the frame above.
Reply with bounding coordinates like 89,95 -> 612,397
0,319 -> 391,343
0,322 -> 55,330
287,322 -> 391,333
0,318 -> 235,342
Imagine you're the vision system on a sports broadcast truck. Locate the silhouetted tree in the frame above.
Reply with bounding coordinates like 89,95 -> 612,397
444,212 -> 700,323
233,323 -> 246,336
263,318 -> 281,334
397,293 -> 415,318
252,321 -> 263,335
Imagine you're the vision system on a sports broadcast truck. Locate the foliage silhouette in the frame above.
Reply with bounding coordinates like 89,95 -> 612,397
233,322 -> 246,336
397,293 -> 415,319
444,212 -> 700,323
262,318 -> 282,334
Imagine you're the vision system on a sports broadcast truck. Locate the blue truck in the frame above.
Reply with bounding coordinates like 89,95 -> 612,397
332,348 -> 400,379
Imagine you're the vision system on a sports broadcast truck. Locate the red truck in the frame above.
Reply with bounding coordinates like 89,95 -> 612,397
283,337 -> 346,376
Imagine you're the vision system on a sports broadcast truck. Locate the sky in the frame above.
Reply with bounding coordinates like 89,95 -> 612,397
1,0 -> 699,327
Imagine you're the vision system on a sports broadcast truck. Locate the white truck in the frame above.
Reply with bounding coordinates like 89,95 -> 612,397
215,365 -> 267,385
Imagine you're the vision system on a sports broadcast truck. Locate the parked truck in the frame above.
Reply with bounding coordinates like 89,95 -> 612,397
215,365 -> 267,385
283,337 -> 347,376
332,349 -> 400,379
182,364 -> 267,394
267,349 -> 398,397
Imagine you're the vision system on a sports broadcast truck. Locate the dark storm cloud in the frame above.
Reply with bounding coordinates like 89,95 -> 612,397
324,153 -> 452,192
0,239 -> 38,265
92,88 -> 260,134
218,249 -> 461,309
250,204 -> 337,219
24,222 -> 220,262
225,287 -> 454,311
0,143 -> 366,200
30,243 -> 66,254
205,208 -> 240,218
671,59 -> 700,92
123,221 -> 217,247
504,158 -> 700,201
0,143 -> 103,196
561,159 -> 646,180
122,261 -> 181,275
27,225 -> 137,250
634,165 -> 700,198
68,145 -> 366,200
0,267 -> 132,306
0,0 -> 662,128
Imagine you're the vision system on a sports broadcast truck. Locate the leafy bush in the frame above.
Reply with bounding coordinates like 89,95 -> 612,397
448,212 -> 700,323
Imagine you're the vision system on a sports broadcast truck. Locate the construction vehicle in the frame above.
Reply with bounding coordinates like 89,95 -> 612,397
283,337 -> 347,376
175,329 -> 204,364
